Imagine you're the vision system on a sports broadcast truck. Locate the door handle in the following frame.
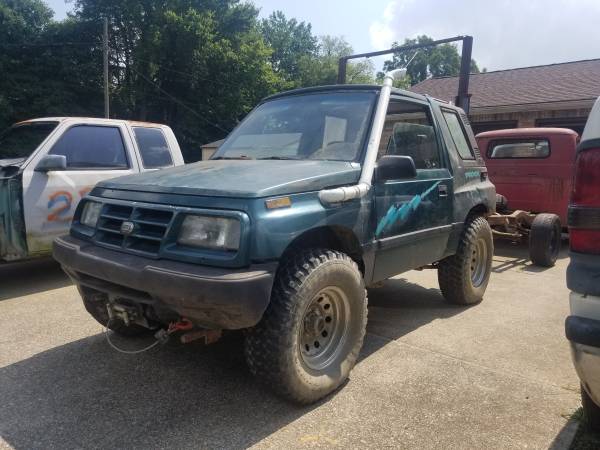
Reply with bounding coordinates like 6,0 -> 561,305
438,184 -> 448,197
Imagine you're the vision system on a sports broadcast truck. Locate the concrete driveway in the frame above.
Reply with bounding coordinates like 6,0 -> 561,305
0,242 -> 580,449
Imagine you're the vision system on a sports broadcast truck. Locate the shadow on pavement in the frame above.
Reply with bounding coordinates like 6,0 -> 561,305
0,333 -> 317,449
363,276 -> 468,359
0,258 -> 71,301
491,240 -> 569,274
0,273 -> 468,449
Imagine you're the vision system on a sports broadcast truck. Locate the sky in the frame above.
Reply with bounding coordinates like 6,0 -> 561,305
46,0 -> 600,72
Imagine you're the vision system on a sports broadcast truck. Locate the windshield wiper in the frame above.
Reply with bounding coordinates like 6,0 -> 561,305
256,156 -> 300,160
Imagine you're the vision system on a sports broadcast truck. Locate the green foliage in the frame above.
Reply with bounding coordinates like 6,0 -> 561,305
297,35 -> 374,87
260,10 -> 318,83
379,35 -> 481,86
0,2 -> 377,161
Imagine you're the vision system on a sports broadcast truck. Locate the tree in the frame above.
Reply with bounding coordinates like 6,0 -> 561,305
379,35 -> 481,86
260,11 -> 318,83
67,0 -> 284,160
0,1 -> 375,162
297,35 -> 374,87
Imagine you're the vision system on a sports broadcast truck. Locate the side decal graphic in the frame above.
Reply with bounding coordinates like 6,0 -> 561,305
375,181 -> 441,237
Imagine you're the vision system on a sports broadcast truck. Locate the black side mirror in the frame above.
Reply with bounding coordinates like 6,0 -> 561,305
375,155 -> 417,181
35,154 -> 67,172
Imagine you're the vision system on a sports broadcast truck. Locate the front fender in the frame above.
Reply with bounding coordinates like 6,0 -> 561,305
249,191 -> 368,261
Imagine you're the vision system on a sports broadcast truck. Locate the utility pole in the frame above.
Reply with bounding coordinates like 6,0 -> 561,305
103,17 -> 110,118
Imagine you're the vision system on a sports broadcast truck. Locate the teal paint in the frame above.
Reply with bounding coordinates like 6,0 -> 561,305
464,170 -> 480,179
375,180 -> 441,237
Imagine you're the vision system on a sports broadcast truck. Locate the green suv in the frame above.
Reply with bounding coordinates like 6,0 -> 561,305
54,72 -> 496,404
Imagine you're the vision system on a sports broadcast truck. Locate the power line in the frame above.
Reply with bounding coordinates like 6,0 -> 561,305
0,42 -> 98,48
134,57 -> 234,89
129,66 -> 229,134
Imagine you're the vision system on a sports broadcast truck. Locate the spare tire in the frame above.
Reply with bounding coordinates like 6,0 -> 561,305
529,213 -> 561,267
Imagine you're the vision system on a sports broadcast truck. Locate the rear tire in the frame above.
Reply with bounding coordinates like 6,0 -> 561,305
438,215 -> 493,305
529,213 -> 561,267
82,293 -> 151,337
245,248 -> 367,404
582,384 -> 600,432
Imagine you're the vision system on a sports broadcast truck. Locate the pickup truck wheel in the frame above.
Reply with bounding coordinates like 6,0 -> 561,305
438,216 -> 493,305
245,249 -> 367,404
582,385 -> 600,432
529,213 -> 561,267
82,294 -> 150,337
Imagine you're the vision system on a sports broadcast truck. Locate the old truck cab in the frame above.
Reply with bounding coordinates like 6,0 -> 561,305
0,118 -> 184,262
477,127 -> 578,225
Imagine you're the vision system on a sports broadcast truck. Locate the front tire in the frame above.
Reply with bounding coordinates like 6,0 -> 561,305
245,249 -> 367,404
438,215 -> 493,305
582,385 -> 600,432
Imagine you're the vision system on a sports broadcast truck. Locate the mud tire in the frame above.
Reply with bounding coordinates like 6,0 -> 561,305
245,249 -> 367,404
582,385 -> 600,432
438,215 -> 493,305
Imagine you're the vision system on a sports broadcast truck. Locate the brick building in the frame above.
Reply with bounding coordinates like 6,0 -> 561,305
410,59 -> 600,135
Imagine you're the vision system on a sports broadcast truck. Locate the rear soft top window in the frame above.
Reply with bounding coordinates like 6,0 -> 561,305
488,139 -> 550,159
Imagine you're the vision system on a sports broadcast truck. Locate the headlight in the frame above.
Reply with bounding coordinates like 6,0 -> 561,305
80,201 -> 102,228
177,215 -> 241,251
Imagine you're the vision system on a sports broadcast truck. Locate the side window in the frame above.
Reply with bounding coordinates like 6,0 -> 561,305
49,125 -> 128,169
488,139 -> 550,159
379,99 -> 442,169
133,127 -> 173,168
442,110 -> 475,160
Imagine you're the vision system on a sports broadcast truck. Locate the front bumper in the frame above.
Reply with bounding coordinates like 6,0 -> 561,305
566,291 -> 600,406
53,235 -> 277,329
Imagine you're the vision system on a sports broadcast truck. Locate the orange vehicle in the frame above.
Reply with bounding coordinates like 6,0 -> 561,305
476,128 -> 579,266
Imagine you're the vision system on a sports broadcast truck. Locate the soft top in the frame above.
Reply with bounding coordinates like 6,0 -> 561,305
263,84 -> 433,105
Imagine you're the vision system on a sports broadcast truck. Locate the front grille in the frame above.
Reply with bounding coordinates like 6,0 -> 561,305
95,203 -> 174,256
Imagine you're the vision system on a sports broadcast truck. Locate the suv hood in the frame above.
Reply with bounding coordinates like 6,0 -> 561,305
99,160 -> 361,198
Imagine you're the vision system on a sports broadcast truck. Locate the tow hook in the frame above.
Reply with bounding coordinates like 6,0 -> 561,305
167,318 -> 222,344
154,318 -> 194,345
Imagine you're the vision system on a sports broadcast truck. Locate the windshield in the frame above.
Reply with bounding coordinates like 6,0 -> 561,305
0,122 -> 59,160
215,91 -> 376,161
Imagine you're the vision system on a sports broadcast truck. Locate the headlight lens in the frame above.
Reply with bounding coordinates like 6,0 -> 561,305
80,201 -> 102,228
177,215 -> 241,251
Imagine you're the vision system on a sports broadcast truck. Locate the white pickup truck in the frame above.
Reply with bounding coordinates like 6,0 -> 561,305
0,117 -> 184,262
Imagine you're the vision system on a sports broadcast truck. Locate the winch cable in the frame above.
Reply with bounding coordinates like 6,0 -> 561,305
104,318 -> 162,355
104,318 -> 194,355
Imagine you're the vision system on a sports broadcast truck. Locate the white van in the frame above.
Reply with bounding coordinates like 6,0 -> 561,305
565,97 -> 600,429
